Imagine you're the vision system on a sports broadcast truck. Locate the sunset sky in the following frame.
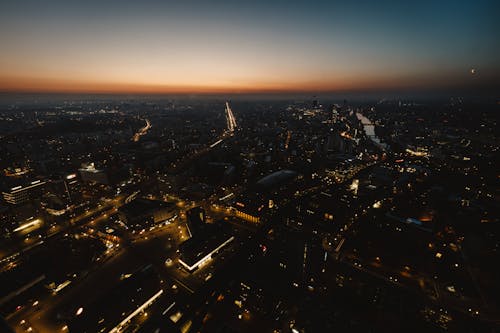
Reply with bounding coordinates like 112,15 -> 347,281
0,0 -> 499,94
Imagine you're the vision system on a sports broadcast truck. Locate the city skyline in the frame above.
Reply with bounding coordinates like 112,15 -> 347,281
1,1 -> 499,331
1,0 -> 499,95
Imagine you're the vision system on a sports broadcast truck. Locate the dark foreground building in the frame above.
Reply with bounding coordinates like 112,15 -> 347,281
178,223 -> 234,272
118,198 -> 177,231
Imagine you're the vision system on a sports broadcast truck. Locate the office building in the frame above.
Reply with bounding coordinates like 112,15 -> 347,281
1,180 -> 46,205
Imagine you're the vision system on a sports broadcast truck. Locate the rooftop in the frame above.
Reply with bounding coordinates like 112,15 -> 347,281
256,169 -> 297,191
119,198 -> 176,219
179,223 -> 233,271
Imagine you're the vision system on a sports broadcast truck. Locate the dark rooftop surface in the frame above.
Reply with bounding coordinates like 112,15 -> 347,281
118,198 -> 175,218
68,264 -> 161,333
179,223 -> 233,267
256,170 -> 297,191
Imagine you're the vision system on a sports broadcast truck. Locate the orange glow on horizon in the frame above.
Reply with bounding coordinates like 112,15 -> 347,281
0,74 -> 451,94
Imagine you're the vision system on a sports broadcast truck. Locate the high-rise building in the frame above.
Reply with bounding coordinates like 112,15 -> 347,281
63,173 -> 81,203
312,97 -> 319,109
186,206 -> 206,236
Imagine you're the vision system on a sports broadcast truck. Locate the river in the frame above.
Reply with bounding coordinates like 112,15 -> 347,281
355,112 -> 388,151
